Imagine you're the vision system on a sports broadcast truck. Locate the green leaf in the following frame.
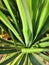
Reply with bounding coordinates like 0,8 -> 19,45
11,53 -> 23,65
14,54 -> 25,65
40,36 -> 49,42
25,0 -> 33,20
0,52 -> 20,65
33,0 -> 45,38
0,50 -> 17,54
0,21 -> 10,36
22,48 -> 49,53
0,0 -> 6,10
32,0 -> 39,22
32,0 -> 39,38
32,36 -> 49,47
39,0 -> 44,7
34,0 -> 49,40
25,54 -> 32,65
8,30 -> 25,48
29,53 -> 45,65
0,37 -> 14,45
0,11 -> 24,44
8,0 -> 18,15
8,0 -> 23,32
36,42 -> 49,47
19,54 -> 26,65
0,46 -> 15,49
0,8 -> 10,16
33,36 -> 49,45
8,30 -> 18,47
0,27 -> 2,34
23,54 -> 28,65
38,53 -> 49,62
28,56 -> 32,65
16,0 -> 33,47
40,17 -> 49,34
3,0 -> 21,34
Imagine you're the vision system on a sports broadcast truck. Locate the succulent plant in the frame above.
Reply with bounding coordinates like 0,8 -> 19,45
0,0 -> 49,65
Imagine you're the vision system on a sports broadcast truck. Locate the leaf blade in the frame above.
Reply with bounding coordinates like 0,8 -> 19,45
16,0 -> 33,47
0,11 -> 24,44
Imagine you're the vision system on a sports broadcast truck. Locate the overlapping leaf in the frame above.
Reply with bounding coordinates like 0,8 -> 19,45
0,0 -> 49,65
16,0 -> 33,47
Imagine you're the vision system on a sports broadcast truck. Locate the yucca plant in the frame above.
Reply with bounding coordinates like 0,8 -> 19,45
0,0 -> 49,65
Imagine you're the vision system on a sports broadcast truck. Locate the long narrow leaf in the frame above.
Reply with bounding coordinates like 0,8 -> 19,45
0,21 -> 10,36
16,0 -> 33,47
34,0 -> 49,40
40,17 -> 49,34
25,0 -> 33,21
0,46 -> 15,49
0,52 -> 20,65
32,0 -> 39,22
14,54 -> 25,65
36,42 -> 49,47
23,54 -> 28,65
22,48 -> 49,53
29,53 -> 45,65
33,0 -> 45,38
3,0 -> 21,34
0,50 -> 17,54
19,54 -> 26,65
0,37 -> 14,45
38,53 -> 49,62
40,37 -> 49,42
0,11 -> 24,44
11,53 -> 22,65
